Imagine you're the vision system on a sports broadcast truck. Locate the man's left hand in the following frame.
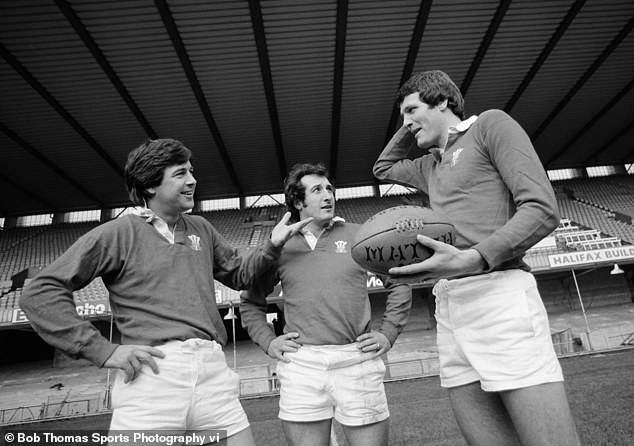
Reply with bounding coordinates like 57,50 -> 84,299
356,331 -> 391,357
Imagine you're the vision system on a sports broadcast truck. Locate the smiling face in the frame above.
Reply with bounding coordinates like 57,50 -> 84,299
146,161 -> 196,223
296,174 -> 335,227
400,92 -> 451,151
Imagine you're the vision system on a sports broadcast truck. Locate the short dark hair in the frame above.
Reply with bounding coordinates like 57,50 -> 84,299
397,70 -> 465,120
284,163 -> 331,222
124,138 -> 192,206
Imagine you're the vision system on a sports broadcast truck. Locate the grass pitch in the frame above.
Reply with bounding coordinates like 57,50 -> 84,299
245,350 -> 634,445
4,349 -> 633,445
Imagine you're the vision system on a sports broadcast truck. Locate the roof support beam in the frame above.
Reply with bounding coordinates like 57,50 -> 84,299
328,0 -> 349,181
56,0 -> 158,139
532,16 -> 634,144
547,78 -> 634,167
155,0 -> 243,195
585,119 -> 634,166
460,0 -> 511,97
0,122 -> 102,205
505,0 -> 586,113
383,0 -> 433,146
0,172 -> 54,214
248,0 -> 288,181
0,43 -> 124,178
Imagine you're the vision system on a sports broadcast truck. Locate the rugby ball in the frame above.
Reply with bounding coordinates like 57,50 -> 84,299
351,206 -> 455,275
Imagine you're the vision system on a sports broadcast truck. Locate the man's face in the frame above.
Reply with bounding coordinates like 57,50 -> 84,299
400,92 -> 449,150
147,161 -> 196,218
296,174 -> 335,225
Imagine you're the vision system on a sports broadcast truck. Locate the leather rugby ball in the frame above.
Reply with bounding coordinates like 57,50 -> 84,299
351,206 -> 455,275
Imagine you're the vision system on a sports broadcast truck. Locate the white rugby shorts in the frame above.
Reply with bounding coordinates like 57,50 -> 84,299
433,269 -> 564,392
276,343 -> 389,426
109,339 -> 249,441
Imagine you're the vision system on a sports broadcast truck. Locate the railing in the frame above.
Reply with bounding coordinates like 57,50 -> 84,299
0,394 -> 107,426
237,356 -> 442,398
2,331 -> 633,426
608,331 -> 634,347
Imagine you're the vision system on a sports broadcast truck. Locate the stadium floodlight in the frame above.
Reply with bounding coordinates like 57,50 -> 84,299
224,307 -> 237,320
610,264 -> 625,275
224,303 -> 238,370
570,269 -> 593,351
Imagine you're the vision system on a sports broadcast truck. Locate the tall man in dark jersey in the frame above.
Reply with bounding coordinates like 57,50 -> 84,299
374,70 -> 580,446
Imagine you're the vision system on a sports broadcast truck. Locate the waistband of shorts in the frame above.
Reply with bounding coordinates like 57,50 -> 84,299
433,268 -> 535,295
301,343 -> 361,353
158,338 -> 222,352
287,343 -> 376,370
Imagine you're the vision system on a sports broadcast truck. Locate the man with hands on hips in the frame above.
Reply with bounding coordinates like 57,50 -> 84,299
240,162 -> 411,446
374,70 -> 580,446
20,138 -> 312,446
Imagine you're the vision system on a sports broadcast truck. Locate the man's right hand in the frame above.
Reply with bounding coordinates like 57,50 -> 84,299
388,234 -> 487,281
267,332 -> 301,362
270,212 -> 313,248
103,345 -> 166,383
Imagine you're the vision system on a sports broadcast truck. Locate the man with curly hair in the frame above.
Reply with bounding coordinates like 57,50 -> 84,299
241,162 -> 412,446
20,138 -> 310,445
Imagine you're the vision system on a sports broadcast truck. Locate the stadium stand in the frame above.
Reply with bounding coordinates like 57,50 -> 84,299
0,194 -> 432,326
0,280 -> 11,295
0,290 -> 20,311
1,189 -> 633,428
553,176 -> 634,243
72,278 -> 109,307
524,184 -> 634,271
200,206 -> 285,248
336,194 -> 424,222
560,176 -> 634,218
0,222 -> 99,281
555,195 -> 634,245
2,190 -> 632,286
199,195 -> 425,248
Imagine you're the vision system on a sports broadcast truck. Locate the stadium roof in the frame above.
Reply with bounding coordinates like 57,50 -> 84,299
1,0 -> 633,218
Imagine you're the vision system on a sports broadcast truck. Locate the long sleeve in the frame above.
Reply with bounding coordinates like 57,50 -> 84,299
377,277 -> 412,346
373,126 -> 431,194
239,268 -> 280,353
19,235 -> 120,367
374,111 -> 560,272
471,115 -> 560,269
212,226 -> 281,291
